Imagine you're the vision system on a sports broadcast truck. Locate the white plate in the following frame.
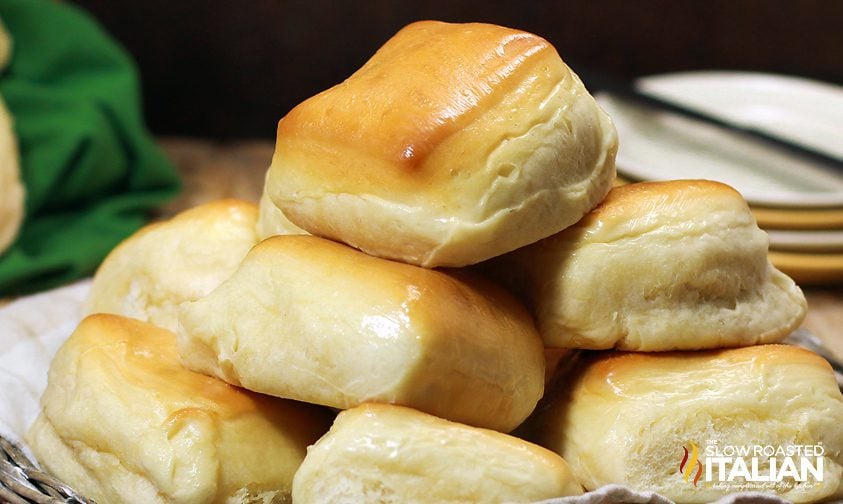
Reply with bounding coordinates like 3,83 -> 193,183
597,71 -> 843,208
767,228 -> 843,252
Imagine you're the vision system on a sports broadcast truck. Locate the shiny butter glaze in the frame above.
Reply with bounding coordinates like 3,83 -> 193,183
72,314 -> 264,418
278,20 -> 553,172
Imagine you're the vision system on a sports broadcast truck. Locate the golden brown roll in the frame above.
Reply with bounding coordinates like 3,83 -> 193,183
525,345 -> 843,503
266,20 -> 617,268
0,95 -> 22,255
292,403 -> 583,503
0,19 -> 22,255
27,314 -> 333,504
84,199 -> 259,332
489,180 -> 806,350
178,234 -> 545,433
0,17 -> 11,66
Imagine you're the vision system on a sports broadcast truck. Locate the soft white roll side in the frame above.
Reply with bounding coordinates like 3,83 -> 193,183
525,345 -> 843,503
292,403 -> 583,503
489,180 -> 806,350
178,234 -> 545,433
84,199 -> 259,332
256,171 -> 307,239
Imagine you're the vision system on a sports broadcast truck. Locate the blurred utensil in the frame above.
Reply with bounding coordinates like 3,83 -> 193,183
784,327 -> 843,391
578,68 -> 843,173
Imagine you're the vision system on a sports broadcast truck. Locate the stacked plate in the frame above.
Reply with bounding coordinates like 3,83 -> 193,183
596,71 -> 843,285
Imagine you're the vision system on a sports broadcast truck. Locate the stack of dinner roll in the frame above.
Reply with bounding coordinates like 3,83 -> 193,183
27,19 -> 843,504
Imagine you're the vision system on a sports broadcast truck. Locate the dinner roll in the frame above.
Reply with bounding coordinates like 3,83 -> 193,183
256,171 -> 306,239
266,20 -> 617,267
292,403 -> 583,503
0,96 -> 22,255
27,314 -> 333,504
489,180 -> 806,350
525,345 -> 843,503
0,17 -> 10,67
84,199 -> 259,332
178,234 -> 545,432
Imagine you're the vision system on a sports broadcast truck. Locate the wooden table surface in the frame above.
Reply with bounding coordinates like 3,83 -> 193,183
157,137 -> 843,363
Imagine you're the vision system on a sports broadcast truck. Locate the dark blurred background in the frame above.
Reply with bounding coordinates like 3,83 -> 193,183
70,0 -> 843,140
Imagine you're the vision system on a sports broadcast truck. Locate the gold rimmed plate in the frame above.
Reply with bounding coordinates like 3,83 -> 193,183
768,250 -> 843,285
751,205 -> 843,230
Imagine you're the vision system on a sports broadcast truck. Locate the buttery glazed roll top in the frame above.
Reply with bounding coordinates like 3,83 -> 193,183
27,314 -> 333,504
84,199 -> 259,332
490,179 -> 807,350
178,234 -> 545,433
267,20 -> 617,267
525,345 -> 843,503
293,403 -> 583,503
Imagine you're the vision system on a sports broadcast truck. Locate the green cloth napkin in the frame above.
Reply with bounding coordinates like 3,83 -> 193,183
0,0 -> 181,296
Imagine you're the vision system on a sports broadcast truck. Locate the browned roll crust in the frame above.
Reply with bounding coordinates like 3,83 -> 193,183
266,20 -> 617,267
27,314 -> 333,504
